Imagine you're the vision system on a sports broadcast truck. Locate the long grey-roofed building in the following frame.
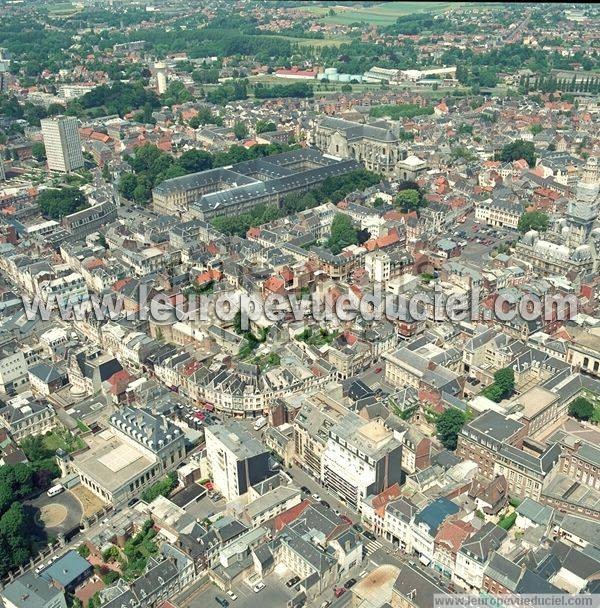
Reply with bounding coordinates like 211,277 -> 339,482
152,148 -> 360,219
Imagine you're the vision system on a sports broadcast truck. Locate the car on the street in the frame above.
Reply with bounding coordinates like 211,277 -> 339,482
300,486 -> 310,494
253,582 -> 266,593
334,587 -> 346,598
344,578 -> 357,589
215,596 -> 229,607
286,576 -> 300,588
226,590 -> 237,600
363,530 -> 377,541
320,602 -> 330,608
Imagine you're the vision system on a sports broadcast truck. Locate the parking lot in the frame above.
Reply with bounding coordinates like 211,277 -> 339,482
459,216 -> 518,264
182,489 -> 227,522
188,567 -> 297,608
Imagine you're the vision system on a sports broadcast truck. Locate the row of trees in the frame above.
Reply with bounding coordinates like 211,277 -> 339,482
520,73 -> 600,95
369,104 -> 434,120
253,82 -> 313,99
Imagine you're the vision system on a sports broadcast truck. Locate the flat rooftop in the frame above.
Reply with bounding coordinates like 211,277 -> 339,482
512,386 -> 558,419
72,430 -> 155,492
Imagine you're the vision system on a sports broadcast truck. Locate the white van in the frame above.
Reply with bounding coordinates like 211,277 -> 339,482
47,484 -> 64,497
253,416 -> 267,431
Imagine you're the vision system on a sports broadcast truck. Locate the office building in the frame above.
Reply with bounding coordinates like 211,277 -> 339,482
321,411 -> 403,511
41,115 -> 84,173
205,420 -> 273,501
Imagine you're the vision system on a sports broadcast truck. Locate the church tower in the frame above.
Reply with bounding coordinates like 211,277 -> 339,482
567,157 -> 599,247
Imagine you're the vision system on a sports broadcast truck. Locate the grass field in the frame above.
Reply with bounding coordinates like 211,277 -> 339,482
308,2 -> 457,26
47,2 -> 82,16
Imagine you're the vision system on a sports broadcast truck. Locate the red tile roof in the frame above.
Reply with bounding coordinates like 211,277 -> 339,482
273,499 -> 311,532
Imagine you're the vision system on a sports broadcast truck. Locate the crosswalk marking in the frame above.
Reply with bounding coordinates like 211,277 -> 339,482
364,540 -> 382,554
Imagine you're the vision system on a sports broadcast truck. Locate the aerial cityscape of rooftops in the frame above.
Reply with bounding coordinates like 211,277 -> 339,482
3,2 -> 600,608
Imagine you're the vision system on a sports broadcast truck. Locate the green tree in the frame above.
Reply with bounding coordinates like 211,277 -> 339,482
38,187 -> 87,220
395,189 -> 424,213
518,210 -> 549,233
118,173 -> 138,201
141,472 -> 178,503
327,214 -> 357,255
496,139 -> 536,167
255,120 -> 276,135
436,408 -> 467,450
568,396 -> 595,421
482,367 -> 515,402
31,141 -> 46,162
178,149 -> 213,173
233,121 -> 248,140
529,124 -> 543,135
78,544 -> 91,558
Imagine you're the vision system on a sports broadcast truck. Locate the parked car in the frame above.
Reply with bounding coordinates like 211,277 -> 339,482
341,515 -> 352,525
352,523 -> 363,533
128,498 -> 139,507
300,486 -> 310,494
334,587 -> 346,598
215,597 -> 229,607
286,576 -> 300,588
320,602 -> 330,608
320,500 -> 330,509
311,493 -> 320,501
253,582 -> 265,593
344,578 -> 357,589
226,590 -> 237,601
363,530 -> 377,541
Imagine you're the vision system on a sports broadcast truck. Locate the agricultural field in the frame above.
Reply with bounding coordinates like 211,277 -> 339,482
308,2 -> 457,26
